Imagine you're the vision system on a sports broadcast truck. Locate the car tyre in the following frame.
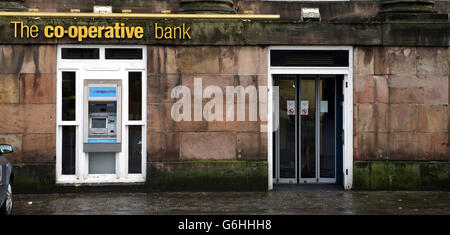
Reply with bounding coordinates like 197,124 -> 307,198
0,182 -> 13,215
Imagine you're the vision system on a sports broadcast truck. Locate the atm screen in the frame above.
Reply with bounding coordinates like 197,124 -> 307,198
92,118 -> 107,128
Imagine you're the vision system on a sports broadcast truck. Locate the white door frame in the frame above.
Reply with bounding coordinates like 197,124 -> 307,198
267,46 -> 354,190
56,45 -> 147,184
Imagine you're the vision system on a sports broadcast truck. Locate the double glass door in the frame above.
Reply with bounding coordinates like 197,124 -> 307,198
273,75 -> 342,184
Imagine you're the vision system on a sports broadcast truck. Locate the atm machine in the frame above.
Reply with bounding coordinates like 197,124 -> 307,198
83,80 -> 122,175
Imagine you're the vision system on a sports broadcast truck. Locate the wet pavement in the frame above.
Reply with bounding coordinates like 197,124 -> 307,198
11,188 -> 450,215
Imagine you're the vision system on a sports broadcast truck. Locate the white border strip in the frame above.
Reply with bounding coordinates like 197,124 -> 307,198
56,45 -> 147,185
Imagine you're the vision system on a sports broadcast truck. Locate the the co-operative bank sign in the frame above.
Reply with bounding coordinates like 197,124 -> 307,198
10,21 -> 192,41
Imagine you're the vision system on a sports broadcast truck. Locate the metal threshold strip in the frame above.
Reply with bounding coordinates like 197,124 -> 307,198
0,12 -> 280,20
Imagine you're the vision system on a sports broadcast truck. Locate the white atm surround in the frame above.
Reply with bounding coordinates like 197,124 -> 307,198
56,45 -> 147,184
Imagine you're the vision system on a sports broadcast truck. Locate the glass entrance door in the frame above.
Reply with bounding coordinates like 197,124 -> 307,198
273,75 -> 340,184
274,75 -> 297,183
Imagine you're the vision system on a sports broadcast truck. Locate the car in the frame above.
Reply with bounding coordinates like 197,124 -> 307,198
0,144 -> 14,215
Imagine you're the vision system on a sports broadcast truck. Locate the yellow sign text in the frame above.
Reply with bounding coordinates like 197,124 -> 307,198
43,23 -> 144,41
154,23 -> 191,40
11,21 -> 192,41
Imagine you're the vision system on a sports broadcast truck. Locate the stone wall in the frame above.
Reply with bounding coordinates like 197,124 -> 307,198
0,45 -> 56,164
0,17 -> 448,191
21,0 -> 180,14
0,44 -> 269,192
13,0 -> 450,21
353,46 -> 450,190
0,44 -> 268,163
146,46 -> 268,162
354,46 -> 448,161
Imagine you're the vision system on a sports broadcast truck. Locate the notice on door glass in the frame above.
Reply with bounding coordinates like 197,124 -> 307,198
320,101 -> 328,113
301,100 -> 309,116
287,100 -> 295,116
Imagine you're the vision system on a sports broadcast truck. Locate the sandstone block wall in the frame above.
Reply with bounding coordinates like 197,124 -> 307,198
146,46 -> 268,162
354,46 -> 449,161
0,45 -> 57,163
16,0 -> 450,22
1,44 -> 448,167
0,45 -> 269,164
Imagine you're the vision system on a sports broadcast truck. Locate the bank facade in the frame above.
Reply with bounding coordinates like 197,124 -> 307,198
0,0 -> 448,192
